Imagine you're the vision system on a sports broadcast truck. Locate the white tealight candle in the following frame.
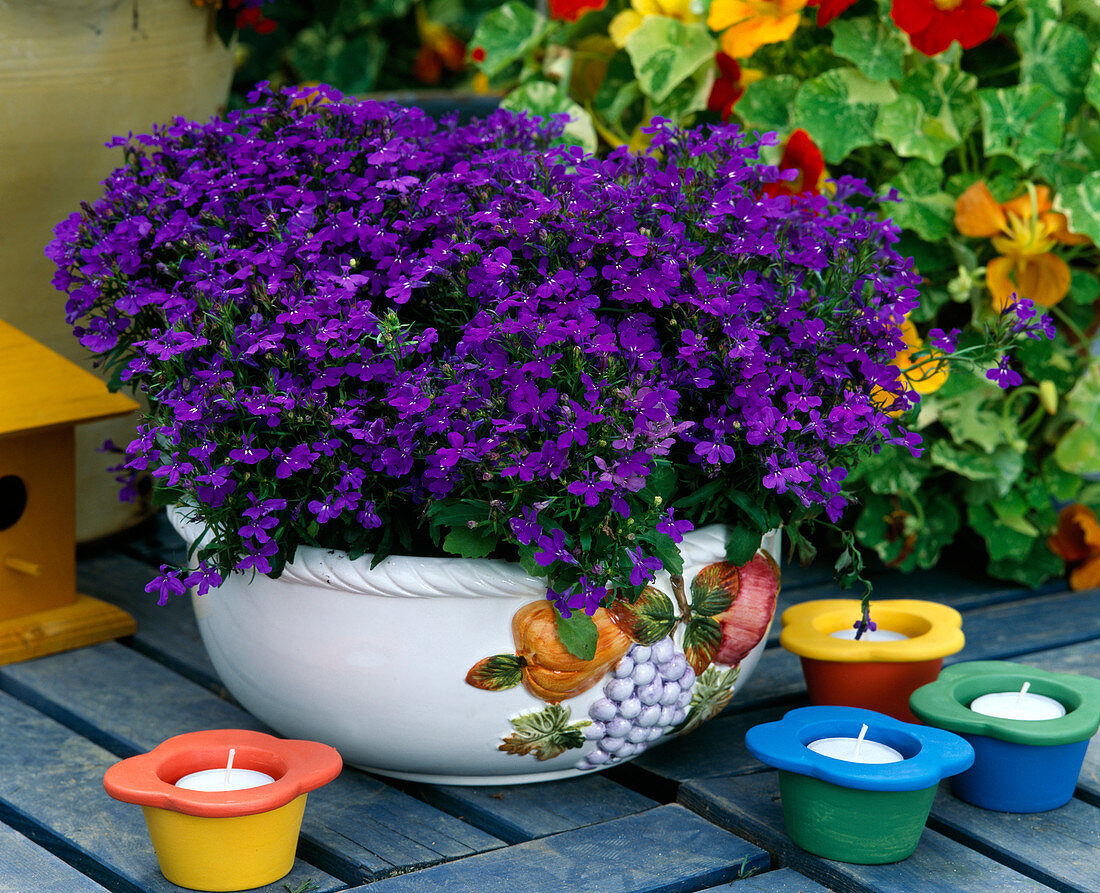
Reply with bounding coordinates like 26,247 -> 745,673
969,682 -> 1066,721
175,768 -> 275,791
175,748 -> 275,791
830,628 -> 910,642
806,724 -> 905,764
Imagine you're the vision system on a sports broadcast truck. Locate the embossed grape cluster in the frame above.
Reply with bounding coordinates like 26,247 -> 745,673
576,637 -> 696,770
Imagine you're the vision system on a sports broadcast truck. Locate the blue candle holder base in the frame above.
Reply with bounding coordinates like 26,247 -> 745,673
950,735 -> 1089,813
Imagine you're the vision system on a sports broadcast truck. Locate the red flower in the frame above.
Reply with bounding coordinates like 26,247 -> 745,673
806,0 -> 858,26
471,46 -> 487,64
890,0 -> 997,56
762,129 -> 825,198
707,54 -> 747,120
548,0 -> 608,22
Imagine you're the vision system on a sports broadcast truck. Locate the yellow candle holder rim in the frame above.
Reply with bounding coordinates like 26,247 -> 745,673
779,598 -> 964,663
909,660 -> 1100,746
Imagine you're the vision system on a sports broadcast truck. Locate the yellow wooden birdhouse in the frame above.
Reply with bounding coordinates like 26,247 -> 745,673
0,319 -> 137,663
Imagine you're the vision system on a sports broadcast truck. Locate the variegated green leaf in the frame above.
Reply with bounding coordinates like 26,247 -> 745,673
875,95 -> 961,166
793,69 -> 897,164
500,81 -> 598,154
886,160 -> 955,242
623,18 -> 716,103
469,1 -> 548,78
978,83 -> 1065,169
498,704 -> 589,761
1017,12 -> 1091,114
737,75 -> 799,133
830,17 -> 906,82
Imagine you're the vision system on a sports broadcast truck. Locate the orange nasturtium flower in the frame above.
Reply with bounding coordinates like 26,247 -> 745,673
707,0 -> 807,60
609,0 -> 701,48
955,182 -> 1090,311
871,318 -> 949,415
413,6 -> 467,85
761,129 -> 826,198
1048,504 -> 1100,591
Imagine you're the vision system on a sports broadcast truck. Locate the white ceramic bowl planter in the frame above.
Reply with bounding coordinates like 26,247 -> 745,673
169,506 -> 780,785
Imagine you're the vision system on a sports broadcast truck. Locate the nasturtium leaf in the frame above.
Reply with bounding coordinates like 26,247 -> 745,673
736,75 -> 799,133
874,95 -> 961,166
593,51 -> 643,133
855,492 -> 959,572
469,1 -> 548,77
1087,51 -> 1100,115
978,83 -> 1065,169
648,60 -> 715,124
987,540 -> 1064,588
690,562 -> 738,617
500,81 -> 598,153
555,608 -> 599,661
830,17 -> 906,82
1070,268 -> 1100,305
844,446 -> 929,495
929,442 -> 1024,496
885,160 -> 955,242
1054,361 -> 1100,474
967,501 -> 1050,567
1054,170 -> 1100,246
682,616 -> 722,676
465,654 -> 524,691
623,17 -> 716,103
289,28 -> 385,94
1021,0 -> 1061,19
1017,13 -> 1092,114
442,525 -> 498,558
606,586 -> 677,645
902,61 -> 980,144
793,69 -> 897,164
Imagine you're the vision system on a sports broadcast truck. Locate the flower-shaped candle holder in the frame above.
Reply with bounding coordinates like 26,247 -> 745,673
779,599 -> 964,721
909,661 -> 1100,813
745,705 -> 974,864
103,729 -> 343,891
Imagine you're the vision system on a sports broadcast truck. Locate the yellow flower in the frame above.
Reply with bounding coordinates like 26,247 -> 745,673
871,318 -> 948,416
609,0 -> 701,48
955,181 -> 1089,311
707,0 -> 807,60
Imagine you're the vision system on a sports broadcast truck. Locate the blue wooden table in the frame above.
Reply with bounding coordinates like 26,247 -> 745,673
3,513 -> 1098,893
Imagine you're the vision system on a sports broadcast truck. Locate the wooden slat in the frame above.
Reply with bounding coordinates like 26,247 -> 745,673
76,552 -> 222,691
679,772 -> 1061,893
342,804 -> 768,893
0,821 -> 110,893
698,866 -> 832,892
0,642 -> 506,884
928,788 -> 1100,893
0,690 -> 342,893
405,775 -> 659,844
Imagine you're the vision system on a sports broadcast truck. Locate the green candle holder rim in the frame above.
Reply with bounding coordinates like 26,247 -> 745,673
909,661 -> 1100,746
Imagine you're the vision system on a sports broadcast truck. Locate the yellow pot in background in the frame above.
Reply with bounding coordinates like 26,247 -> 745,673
0,0 -> 234,541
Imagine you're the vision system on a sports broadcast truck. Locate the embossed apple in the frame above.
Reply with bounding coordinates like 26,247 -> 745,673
712,551 -> 780,666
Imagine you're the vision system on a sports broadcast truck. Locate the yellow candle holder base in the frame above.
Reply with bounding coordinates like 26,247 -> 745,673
142,796 -> 307,892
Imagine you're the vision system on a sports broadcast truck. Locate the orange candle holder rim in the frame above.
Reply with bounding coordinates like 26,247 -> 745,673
104,728 -> 342,818
780,599 -> 964,663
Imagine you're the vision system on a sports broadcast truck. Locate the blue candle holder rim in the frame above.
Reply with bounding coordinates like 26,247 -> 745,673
744,705 -> 974,793
909,660 -> 1100,746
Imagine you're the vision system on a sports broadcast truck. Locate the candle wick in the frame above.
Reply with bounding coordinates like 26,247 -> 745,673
855,723 -> 868,757
1017,682 -> 1031,705
224,748 -> 236,786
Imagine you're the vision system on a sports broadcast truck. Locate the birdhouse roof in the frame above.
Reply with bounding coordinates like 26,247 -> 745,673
0,320 -> 137,438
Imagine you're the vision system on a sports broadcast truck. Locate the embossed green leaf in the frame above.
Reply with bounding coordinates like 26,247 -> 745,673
736,75 -> 799,133
794,69 -> 897,163
978,83 -> 1065,168
1055,170 -> 1100,245
499,704 -> 589,761
875,95 -> 961,166
466,654 -> 524,691
1017,13 -> 1092,114
500,81 -> 598,153
469,1 -> 548,77
690,562 -> 738,617
682,616 -> 722,676
831,17 -> 906,82
886,160 -> 955,242
671,665 -> 740,735
607,586 -> 677,645
623,17 -> 716,103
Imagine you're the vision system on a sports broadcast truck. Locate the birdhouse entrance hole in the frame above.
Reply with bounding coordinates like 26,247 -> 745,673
0,475 -> 27,531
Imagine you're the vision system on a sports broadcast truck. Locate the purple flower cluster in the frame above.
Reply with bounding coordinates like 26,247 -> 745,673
49,83 -> 924,617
